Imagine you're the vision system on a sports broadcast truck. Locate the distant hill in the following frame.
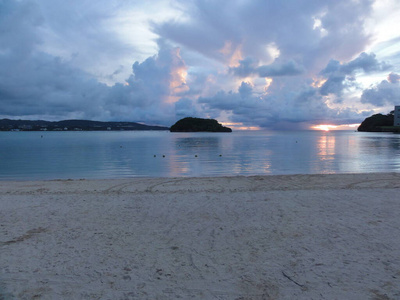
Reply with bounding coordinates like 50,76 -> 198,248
357,113 -> 396,132
0,119 -> 169,131
170,117 -> 232,132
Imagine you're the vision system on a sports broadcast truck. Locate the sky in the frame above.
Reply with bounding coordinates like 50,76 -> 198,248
1,0 -> 400,130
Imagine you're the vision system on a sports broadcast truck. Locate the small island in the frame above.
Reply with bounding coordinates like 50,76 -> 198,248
170,117 -> 232,132
357,111 -> 399,132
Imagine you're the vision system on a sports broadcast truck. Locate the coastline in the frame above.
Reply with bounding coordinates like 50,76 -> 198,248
1,173 -> 400,299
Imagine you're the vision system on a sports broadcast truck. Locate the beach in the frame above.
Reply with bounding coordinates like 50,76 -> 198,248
1,173 -> 400,299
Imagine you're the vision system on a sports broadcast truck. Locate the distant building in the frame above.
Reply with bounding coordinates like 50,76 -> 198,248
395,106 -> 400,126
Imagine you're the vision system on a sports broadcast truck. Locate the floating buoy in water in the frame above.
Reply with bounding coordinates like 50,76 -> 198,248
195,155 -> 198,157
163,155 -> 165,158
154,155 -> 156,157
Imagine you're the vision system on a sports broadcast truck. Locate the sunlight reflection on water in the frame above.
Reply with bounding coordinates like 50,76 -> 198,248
0,130 -> 399,180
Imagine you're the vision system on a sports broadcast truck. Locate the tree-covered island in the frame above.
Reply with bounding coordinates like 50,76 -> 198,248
170,117 -> 232,132
357,111 -> 399,132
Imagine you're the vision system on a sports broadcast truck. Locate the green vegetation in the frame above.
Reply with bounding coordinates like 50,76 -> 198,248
357,111 -> 397,132
170,117 -> 232,132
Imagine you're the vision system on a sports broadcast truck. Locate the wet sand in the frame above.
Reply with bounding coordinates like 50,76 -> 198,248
1,173 -> 400,299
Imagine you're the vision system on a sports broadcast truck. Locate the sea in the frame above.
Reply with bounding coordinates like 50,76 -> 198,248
0,130 -> 399,180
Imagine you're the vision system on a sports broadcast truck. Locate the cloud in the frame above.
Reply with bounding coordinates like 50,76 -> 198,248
257,60 -> 305,77
34,0 -> 152,84
231,58 -> 305,77
0,0 -> 43,57
152,0 -> 384,126
0,1 -> 108,119
1,0 -> 399,129
230,57 -> 259,77
0,0 -> 125,119
388,72 -> 400,83
319,52 -> 391,97
155,0 -> 376,70
361,73 -> 400,107
0,1 -> 189,127
198,78 -> 363,128
174,97 -> 200,119
105,40 -> 188,124
321,52 -> 390,75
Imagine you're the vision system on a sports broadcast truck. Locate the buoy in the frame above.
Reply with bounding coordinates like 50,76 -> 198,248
154,155 -> 156,157
163,155 -> 165,158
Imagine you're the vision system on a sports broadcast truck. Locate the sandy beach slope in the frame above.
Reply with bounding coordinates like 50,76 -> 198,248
1,173 -> 400,299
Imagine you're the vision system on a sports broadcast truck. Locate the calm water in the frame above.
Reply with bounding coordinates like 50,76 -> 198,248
0,130 -> 400,180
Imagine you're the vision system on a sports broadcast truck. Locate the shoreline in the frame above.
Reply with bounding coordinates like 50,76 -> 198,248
1,172 -> 400,192
1,173 -> 400,299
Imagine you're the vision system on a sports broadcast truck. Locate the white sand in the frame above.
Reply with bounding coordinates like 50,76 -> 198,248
1,173 -> 400,299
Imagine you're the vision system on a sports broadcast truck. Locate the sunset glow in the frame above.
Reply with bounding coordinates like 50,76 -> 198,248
312,125 -> 338,131
221,122 -> 261,131
311,124 -> 360,131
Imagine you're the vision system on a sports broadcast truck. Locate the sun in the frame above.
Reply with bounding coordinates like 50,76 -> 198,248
311,124 -> 338,131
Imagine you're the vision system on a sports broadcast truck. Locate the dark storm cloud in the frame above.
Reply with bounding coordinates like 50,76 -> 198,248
0,0 -> 108,119
0,0 -> 188,125
0,51 -> 108,119
0,0 -> 120,119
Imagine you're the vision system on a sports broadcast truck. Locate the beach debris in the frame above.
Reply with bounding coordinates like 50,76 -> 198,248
1,227 -> 47,246
282,271 -> 306,290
